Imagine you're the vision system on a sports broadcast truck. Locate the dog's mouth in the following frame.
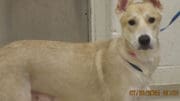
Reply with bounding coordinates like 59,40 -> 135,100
138,45 -> 153,50
126,38 -> 154,51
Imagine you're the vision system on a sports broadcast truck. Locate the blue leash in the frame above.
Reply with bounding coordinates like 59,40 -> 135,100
160,11 -> 180,32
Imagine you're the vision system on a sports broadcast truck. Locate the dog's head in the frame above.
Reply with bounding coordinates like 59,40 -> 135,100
116,0 -> 162,51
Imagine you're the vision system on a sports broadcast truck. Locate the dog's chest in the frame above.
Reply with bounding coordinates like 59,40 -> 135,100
124,72 -> 150,101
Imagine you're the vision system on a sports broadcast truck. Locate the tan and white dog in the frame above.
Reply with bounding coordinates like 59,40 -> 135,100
0,0 -> 162,101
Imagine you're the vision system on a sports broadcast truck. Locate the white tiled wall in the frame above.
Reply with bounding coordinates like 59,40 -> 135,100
159,0 -> 180,66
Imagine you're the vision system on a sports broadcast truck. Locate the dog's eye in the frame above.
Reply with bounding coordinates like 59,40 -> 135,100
148,17 -> 156,23
128,20 -> 136,26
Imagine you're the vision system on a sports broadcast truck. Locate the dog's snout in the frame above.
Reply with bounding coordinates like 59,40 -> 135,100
138,35 -> 150,46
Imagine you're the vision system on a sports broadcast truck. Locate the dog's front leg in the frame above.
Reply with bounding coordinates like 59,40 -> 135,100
0,72 -> 31,101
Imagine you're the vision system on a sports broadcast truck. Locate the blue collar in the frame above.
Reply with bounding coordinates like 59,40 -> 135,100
127,61 -> 143,72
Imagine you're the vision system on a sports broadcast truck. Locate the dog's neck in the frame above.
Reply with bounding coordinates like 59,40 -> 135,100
118,37 -> 160,77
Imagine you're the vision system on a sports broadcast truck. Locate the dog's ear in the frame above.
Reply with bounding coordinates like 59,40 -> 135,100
143,0 -> 162,9
116,0 -> 133,14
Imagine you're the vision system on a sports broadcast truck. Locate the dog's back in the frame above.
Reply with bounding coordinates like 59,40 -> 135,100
0,40 -> 111,101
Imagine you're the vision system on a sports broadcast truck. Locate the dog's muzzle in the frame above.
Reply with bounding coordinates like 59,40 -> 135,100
138,35 -> 152,50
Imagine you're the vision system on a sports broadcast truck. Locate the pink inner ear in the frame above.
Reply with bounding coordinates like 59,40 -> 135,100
149,0 -> 162,8
118,0 -> 128,11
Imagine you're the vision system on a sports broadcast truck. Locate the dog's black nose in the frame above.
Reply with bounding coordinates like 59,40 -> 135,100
138,35 -> 150,46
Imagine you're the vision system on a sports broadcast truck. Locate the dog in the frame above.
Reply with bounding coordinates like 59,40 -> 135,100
0,0 -> 162,101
